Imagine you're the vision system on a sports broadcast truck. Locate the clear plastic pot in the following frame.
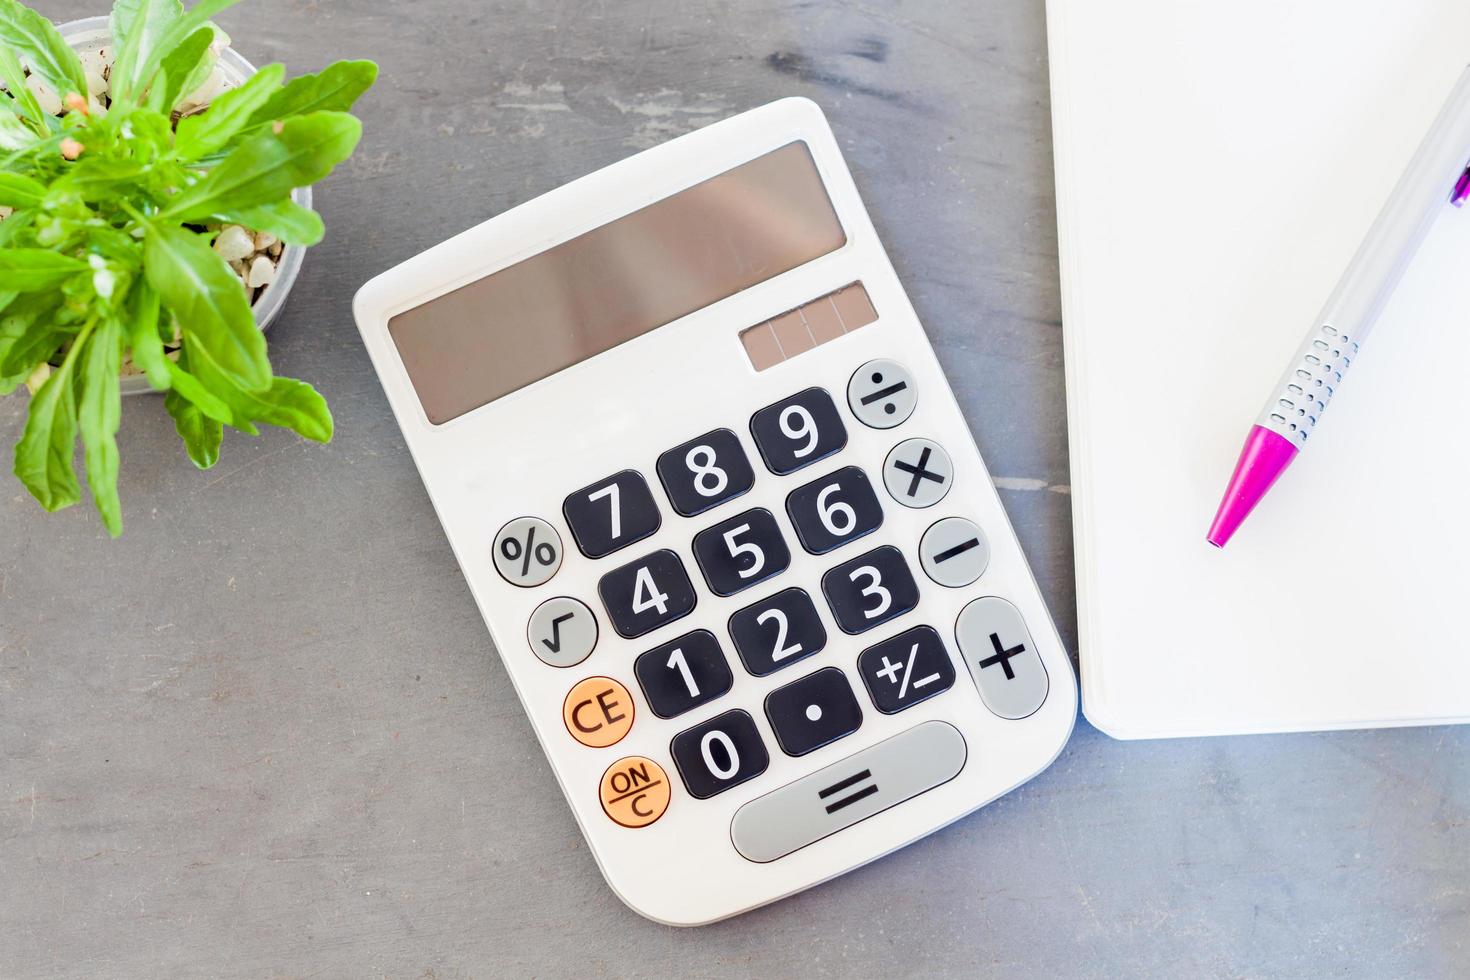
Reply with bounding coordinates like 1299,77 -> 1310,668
57,17 -> 311,396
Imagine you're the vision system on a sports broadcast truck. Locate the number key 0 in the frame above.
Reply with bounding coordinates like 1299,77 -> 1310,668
656,428 -> 755,517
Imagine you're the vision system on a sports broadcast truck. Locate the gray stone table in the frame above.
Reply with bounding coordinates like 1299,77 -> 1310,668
3,1 -> 1466,977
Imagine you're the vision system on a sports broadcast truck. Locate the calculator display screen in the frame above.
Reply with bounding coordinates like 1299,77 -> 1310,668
388,141 -> 848,423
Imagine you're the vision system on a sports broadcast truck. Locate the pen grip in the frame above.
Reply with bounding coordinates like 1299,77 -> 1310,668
1253,325 -> 1359,445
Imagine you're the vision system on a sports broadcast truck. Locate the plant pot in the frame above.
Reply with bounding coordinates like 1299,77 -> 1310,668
57,17 -> 310,397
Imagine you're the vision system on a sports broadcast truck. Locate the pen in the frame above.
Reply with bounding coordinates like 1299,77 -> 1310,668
1207,65 -> 1470,548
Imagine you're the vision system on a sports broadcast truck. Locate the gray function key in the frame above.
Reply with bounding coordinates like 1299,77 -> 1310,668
919,517 -> 990,588
955,597 -> 1049,720
527,596 -> 598,667
730,720 -> 966,863
493,516 -> 563,587
882,438 -> 953,508
848,359 -> 917,429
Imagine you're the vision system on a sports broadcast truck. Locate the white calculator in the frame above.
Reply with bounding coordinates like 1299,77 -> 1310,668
353,97 -> 1076,925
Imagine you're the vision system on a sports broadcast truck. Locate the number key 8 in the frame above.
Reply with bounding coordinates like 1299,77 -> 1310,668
657,428 -> 755,517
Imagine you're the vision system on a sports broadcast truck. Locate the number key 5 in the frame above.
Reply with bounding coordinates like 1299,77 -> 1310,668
692,508 -> 791,597
656,428 -> 755,517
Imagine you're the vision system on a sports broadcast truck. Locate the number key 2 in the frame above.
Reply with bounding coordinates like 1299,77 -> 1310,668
634,629 -> 733,719
598,549 -> 697,638
785,466 -> 884,554
657,428 -> 755,517
749,388 -> 847,475
691,507 -> 791,597
728,587 -> 827,676
821,545 -> 919,634
564,470 -> 661,559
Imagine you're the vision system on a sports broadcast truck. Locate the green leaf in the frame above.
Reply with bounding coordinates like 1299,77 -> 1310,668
0,0 -> 88,101
165,357 -> 248,430
0,290 -> 61,379
0,171 -> 44,207
244,60 -> 377,132
13,318 -> 89,512
128,0 -> 242,104
143,223 -> 269,391
79,316 -> 123,535
165,386 -> 222,468
152,25 -> 213,113
124,280 -> 170,389
48,157 -> 150,201
0,108 -> 35,149
0,44 -> 47,133
164,111 -> 361,221
174,62 -> 284,159
217,197 -> 323,246
0,249 -> 88,292
191,352 -> 331,441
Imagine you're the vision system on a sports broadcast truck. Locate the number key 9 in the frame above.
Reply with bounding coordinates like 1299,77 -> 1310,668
750,388 -> 847,475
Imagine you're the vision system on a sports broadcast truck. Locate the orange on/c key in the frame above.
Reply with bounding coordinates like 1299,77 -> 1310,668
600,756 -> 670,828
562,676 -> 635,748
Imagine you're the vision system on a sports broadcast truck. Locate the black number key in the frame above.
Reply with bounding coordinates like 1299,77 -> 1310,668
670,709 -> 769,799
657,428 -> 755,517
563,470 -> 661,559
728,587 -> 827,677
634,629 -> 733,719
821,545 -> 919,634
858,626 -> 956,713
785,466 -> 884,554
597,549 -> 697,639
749,388 -> 847,475
691,507 -> 790,597
764,667 -> 863,757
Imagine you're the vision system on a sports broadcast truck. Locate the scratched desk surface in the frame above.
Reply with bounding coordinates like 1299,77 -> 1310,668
2,2 -> 1466,977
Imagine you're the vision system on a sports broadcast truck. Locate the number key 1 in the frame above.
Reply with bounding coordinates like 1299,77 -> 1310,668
634,629 -> 733,719
656,428 -> 755,517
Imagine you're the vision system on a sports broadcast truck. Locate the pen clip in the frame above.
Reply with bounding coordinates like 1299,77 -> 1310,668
1455,164 -> 1470,207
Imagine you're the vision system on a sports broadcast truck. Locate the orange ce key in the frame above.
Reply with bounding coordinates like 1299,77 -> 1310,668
563,676 -> 634,748
600,757 -> 670,828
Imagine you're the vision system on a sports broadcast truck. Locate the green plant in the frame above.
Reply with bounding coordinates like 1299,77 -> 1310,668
0,0 -> 376,535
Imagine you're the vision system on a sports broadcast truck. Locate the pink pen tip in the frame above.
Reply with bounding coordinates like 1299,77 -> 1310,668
1207,425 -> 1300,548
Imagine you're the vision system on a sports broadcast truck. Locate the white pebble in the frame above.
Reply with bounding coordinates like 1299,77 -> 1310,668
178,62 -> 229,112
85,69 -> 108,98
0,206 -> 12,221
254,230 -> 277,250
213,225 -> 255,262
25,75 -> 62,115
78,45 -> 112,78
246,255 -> 278,289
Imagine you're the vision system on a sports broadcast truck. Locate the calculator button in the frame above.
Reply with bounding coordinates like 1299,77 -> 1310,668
597,549 -> 697,639
670,709 -> 770,799
600,756 -> 671,828
918,518 -> 990,588
730,720 -> 966,863
563,470 -> 661,559
764,667 -> 863,757
955,597 -> 1049,720
847,359 -> 917,429
728,587 -> 827,677
657,428 -> 755,517
526,596 -> 598,667
858,626 -> 956,713
691,507 -> 791,597
749,388 -> 848,475
493,516 -> 563,587
821,545 -> 920,634
563,676 -> 635,748
785,466 -> 884,554
882,438 -> 953,508
634,630 -> 734,719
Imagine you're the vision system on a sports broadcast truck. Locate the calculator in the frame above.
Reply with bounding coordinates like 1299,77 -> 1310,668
353,97 -> 1076,925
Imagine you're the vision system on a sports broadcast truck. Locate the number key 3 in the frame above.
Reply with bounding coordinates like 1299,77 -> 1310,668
656,428 -> 755,517
564,470 -> 661,559
821,545 -> 919,634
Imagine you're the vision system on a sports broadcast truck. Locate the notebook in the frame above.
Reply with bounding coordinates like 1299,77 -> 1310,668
1047,0 -> 1470,738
